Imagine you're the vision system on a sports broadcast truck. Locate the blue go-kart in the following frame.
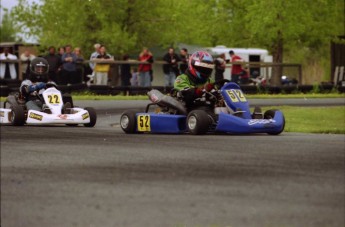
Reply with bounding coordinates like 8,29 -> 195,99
120,82 -> 285,135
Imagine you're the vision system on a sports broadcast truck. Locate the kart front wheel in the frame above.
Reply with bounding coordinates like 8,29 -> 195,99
187,110 -> 212,135
120,110 -> 137,134
10,105 -> 25,126
264,109 -> 285,135
84,107 -> 97,127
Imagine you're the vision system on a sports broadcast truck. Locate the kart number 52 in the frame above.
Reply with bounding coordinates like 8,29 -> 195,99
227,89 -> 247,102
137,115 -> 151,132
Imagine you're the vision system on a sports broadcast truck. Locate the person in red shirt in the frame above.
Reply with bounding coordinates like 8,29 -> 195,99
138,47 -> 154,87
229,50 -> 244,84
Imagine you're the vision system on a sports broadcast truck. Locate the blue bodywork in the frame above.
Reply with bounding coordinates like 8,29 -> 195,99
136,113 -> 186,133
133,82 -> 284,134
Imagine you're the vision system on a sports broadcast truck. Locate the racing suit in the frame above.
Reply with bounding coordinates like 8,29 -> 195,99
19,80 -> 46,111
173,71 -> 214,108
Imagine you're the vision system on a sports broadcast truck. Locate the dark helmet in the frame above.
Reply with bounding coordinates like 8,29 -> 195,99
188,51 -> 214,82
29,57 -> 49,82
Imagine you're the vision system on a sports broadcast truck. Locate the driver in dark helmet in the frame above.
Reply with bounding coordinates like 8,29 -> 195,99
19,57 -> 56,111
173,51 -> 215,108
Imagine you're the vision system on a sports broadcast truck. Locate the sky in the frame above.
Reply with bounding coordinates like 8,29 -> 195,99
1,0 -> 41,42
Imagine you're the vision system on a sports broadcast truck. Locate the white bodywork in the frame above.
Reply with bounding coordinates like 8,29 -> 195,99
0,87 -> 91,125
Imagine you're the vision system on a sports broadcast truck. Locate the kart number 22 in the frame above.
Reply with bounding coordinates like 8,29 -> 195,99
226,89 -> 247,102
47,94 -> 60,104
137,115 -> 151,132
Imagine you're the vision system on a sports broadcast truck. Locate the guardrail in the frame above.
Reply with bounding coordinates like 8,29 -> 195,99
0,79 -> 343,97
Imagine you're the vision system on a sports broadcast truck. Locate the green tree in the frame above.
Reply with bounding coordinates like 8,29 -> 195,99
10,0 -> 344,85
0,8 -> 17,42
241,0 -> 343,84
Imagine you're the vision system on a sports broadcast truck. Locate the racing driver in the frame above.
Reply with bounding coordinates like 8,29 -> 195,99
173,50 -> 216,109
19,57 -> 51,111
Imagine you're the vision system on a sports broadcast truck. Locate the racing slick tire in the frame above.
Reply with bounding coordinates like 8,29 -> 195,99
10,104 -> 25,126
120,110 -> 137,134
187,110 -> 212,135
264,109 -> 285,135
83,107 -> 97,127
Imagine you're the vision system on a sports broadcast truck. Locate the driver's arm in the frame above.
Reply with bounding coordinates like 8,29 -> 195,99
20,82 -> 46,95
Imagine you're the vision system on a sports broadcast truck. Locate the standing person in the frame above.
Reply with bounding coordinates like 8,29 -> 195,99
130,68 -> 139,86
214,53 -> 226,82
61,45 -> 78,85
74,47 -> 84,84
94,45 -> 112,85
0,47 -> 18,80
89,43 -> 101,80
120,54 -> 131,86
179,48 -> 189,74
229,50 -> 244,84
138,47 -> 153,87
162,47 -> 181,87
44,46 -> 62,83
57,46 -> 65,59
20,49 -> 36,79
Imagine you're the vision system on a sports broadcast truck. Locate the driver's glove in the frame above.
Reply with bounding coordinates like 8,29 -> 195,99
204,83 -> 214,92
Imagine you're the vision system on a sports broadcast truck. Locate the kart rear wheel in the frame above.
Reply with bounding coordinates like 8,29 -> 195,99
120,110 -> 137,134
187,110 -> 212,135
264,109 -> 285,135
84,107 -> 97,127
10,104 -> 25,126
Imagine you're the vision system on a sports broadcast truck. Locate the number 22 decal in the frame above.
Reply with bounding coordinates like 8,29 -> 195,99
48,94 -> 60,104
137,115 -> 151,132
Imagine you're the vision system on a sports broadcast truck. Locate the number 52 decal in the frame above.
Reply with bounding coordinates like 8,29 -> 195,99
226,89 -> 247,102
137,114 -> 151,132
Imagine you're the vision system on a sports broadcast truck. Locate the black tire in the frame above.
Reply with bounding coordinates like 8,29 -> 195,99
187,110 -> 212,135
264,109 -> 285,135
10,104 -> 25,126
84,107 -> 97,127
120,110 -> 137,134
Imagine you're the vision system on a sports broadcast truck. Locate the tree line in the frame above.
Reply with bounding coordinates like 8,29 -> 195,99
1,0 -> 344,84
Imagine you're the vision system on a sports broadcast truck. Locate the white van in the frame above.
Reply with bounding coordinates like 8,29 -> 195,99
206,45 -> 272,80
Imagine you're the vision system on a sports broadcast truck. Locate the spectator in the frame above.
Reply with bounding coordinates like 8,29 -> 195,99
239,67 -> 250,84
138,47 -> 153,87
120,54 -> 131,86
94,45 -> 112,85
74,47 -> 84,84
61,44 -> 78,85
131,68 -> 139,86
44,46 -> 62,83
0,47 -> 18,80
229,50 -> 244,84
179,48 -> 189,74
89,43 -> 101,75
20,49 -> 36,79
57,46 -> 65,58
163,47 -> 181,86
214,53 -> 226,82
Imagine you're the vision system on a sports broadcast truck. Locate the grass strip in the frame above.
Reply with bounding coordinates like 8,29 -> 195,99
260,106 -> 345,134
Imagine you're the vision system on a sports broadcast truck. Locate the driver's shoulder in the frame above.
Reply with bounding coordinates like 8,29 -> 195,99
20,79 -> 33,87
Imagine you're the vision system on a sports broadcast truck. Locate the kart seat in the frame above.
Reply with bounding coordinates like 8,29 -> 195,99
147,89 -> 187,115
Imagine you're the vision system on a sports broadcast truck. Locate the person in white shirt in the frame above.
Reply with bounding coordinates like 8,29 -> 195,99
20,49 -> 36,79
0,47 -> 18,79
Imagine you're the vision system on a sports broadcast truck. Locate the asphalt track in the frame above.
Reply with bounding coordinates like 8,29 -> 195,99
1,99 -> 344,227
